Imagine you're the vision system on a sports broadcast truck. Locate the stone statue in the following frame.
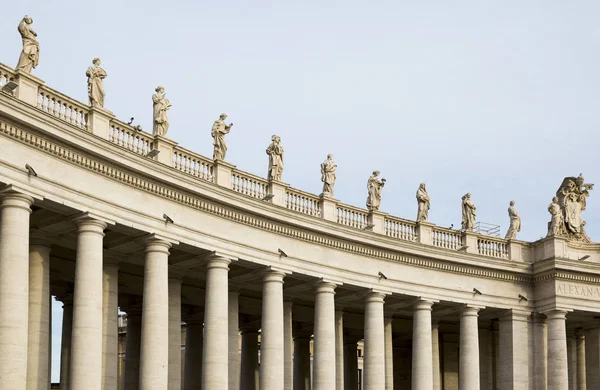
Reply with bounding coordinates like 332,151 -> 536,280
266,135 -> 284,181
211,114 -> 233,160
461,193 -> 476,232
549,173 -> 594,241
16,16 -> 40,73
152,86 -> 171,136
86,58 -> 107,108
547,196 -> 565,237
320,154 -> 337,197
505,200 -> 521,240
366,171 -> 385,211
416,183 -> 430,222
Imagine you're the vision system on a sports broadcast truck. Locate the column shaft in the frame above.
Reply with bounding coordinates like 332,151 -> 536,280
0,192 -> 33,388
384,316 -> 394,390
568,334 -> 576,390
241,329 -> 259,390
284,301 -> 293,390
364,291 -> 386,390
313,281 -> 337,390
344,340 -> 359,390
459,306 -> 480,390
168,278 -> 182,390
139,239 -> 171,390
293,335 -> 312,390
335,311 -> 344,390
102,260 -> 119,390
27,243 -> 51,390
585,326 -> 600,389
124,312 -> 142,390
412,300 -> 433,390
59,298 -> 74,390
229,291 -> 240,390
533,313 -> 547,390
183,320 -> 204,390
576,330 -> 586,390
260,270 -> 286,390
202,257 -> 231,390
498,311 -> 530,390
70,218 -> 107,390
432,321 -> 441,390
547,310 -> 569,390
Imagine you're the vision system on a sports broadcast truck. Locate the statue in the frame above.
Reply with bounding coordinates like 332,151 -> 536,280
16,16 -> 40,73
320,154 -> 337,197
547,196 -> 565,237
211,114 -> 233,160
549,173 -> 594,241
505,200 -> 521,240
461,193 -> 476,232
86,58 -> 107,108
366,171 -> 385,211
266,135 -> 284,181
152,86 -> 171,136
416,183 -> 430,222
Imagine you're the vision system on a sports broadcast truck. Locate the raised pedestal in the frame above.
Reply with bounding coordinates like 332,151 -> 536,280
153,136 -> 178,167
214,160 -> 235,189
89,107 -> 115,139
14,70 -> 44,106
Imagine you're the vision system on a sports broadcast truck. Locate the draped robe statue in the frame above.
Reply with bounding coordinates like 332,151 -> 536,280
547,196 -> 565,236
320,154 -> 337,197
211,114 -> 233,160
366,171 -> 385,211
152,86 -> 171,136
86,58 -> 107,108
16,16 -> 40,73
266,135 -> 284,181
505,200 -> 521,239
461,193 -> 476,231
416,183 -> 430,222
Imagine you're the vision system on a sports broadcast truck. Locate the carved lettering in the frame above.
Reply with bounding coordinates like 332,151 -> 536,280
556,283 -> 600,299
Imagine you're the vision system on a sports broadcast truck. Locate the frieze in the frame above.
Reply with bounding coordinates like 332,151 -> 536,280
556,282 -> 600,299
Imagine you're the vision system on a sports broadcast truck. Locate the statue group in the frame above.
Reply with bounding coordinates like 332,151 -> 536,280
547,174 -> 594,242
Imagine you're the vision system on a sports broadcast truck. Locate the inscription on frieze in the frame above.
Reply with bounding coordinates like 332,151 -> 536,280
556,282 -> 600,299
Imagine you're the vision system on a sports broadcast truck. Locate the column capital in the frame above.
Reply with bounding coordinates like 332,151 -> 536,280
413,299 -> 435,311
575,328 -> 585,338
365,288 -> 391,303
543,309 -> 570,320
460,304 -> 484,317
168,265 -> 187,280
29,229 -> 52,247
262,266 -> 290,283
0,188 -> 35,212
314,279 -> 338,294
144,235 -> 172,254
0,184 -> 43,202
499,309 -> 531,323
532,312 -> 547,323
103,252 -> 121,267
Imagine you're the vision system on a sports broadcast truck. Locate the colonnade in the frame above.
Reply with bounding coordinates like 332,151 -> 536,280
0,189 -> 599,390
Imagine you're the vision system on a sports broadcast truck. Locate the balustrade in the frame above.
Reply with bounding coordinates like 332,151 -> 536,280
431,227 -> 462,250
477,236 -> 509,258
231,171 -> 268,199
173,147 -> 214,182
286,189 -> 321,216
37,86 -> 88,130
0,63 -> 14,89
336,204 -> 369,229
385,216 -> 417,241
109,120 -> 153,155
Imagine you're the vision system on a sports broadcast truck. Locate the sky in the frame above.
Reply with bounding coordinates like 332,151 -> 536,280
3,0 -> 600,382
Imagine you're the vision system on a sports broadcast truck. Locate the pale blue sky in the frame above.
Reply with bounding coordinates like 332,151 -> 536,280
2,1 -> 600,382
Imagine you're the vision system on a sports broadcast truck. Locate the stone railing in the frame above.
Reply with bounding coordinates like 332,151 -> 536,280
0,63 -> 15,89
431,226 -> 463,250
172,145 -> 214,182
385,216 -> 417,242
108,119 -> 154,156
477,236 -> 509,259
336,203 -> 369,229
231,169 -> 268,200
37,85 -> 89,130
286,187 -> 321,216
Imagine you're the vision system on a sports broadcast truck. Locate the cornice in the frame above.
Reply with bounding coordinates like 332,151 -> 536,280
0,115 -> 536,284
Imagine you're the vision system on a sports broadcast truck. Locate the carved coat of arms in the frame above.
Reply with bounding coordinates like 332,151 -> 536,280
550,173 -> 594,242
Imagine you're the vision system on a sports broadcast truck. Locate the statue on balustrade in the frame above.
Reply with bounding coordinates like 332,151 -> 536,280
416,183 -> 430,222
16,16 -> 40,73
505,200 -> 521,240
266,135 -> 284,181
211,113 -> 233,160
152,86 -> 171,136
320,154 -> 337,197
461,193 -> 476,232
86,58 -> 107,108
547,173 -> 594,242
366,171 -> 385,211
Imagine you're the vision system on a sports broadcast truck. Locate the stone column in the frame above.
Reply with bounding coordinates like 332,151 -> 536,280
59,294 -> 74,390
546,309 -> 569,390
313,281 -> 337,390
284,301 -> 293,390
0,191 -> 33,388
478,322 -> 493,390
335,310 -> 344,390
27,235 -> 51,390
124,308 -> 142,390
576,329 -> 586,390
363,291 -> 386,390
343,337 -> 359,390
229,291 -> 240,390
168,277 -> 182,390
70,217 -> 107,390
533,313 -> 547,390
585,321 -> 600,390
102,257 -> 119,390
260,269 -> 286,390
183,312 -> 204,390
139,238 -> 172,390
432,320 -> 441,390
203,256 -> 232,390
384,316 -> 394,390
498,310 -> 530,390
412,299 -> 433,390
459,305 -> 481,390
293,330 -> 312,390
240,327 -> 260,390
568,333 -> 577,390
